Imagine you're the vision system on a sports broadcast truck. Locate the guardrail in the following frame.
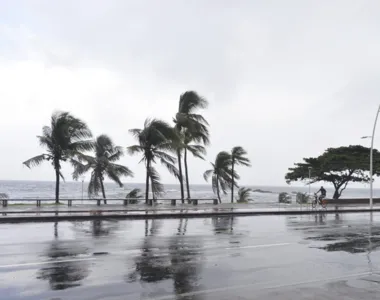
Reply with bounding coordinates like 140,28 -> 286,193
0,198 -> 219,207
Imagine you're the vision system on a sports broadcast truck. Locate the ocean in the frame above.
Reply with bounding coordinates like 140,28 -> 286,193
0,180 -> 378,203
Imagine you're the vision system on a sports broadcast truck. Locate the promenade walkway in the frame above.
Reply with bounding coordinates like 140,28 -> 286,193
0,202 -> 379,223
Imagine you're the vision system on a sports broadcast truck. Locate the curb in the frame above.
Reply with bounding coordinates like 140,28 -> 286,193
0,208 -> 378,223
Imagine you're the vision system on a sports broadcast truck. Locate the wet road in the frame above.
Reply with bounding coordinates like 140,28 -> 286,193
1,213 -> 380,299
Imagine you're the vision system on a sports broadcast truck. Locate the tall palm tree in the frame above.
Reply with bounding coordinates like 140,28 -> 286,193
182,129 -> 209,200
173,91 -> 209,203
23,111 -> 93,204
127,118 -> 180,204
203,151 -> 239,203
230,146 -> 251,203
71,135 -> 133,204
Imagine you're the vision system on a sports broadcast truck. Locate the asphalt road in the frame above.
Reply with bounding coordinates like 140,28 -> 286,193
1,212 -> 380,299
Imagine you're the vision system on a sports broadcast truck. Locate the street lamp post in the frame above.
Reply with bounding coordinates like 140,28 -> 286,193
361,104 -> 380,210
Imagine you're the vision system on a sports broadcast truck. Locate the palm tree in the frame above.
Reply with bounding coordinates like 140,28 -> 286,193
173,91 -> 209,203
182,129 -> 208,200
127,118 -> 180,204
71,134 -> 133,204
23,111 -> 93,204
125,188 -> 143,204
203,151 -> 239,203
230,146 -> 251,203
236,187 -> 253,203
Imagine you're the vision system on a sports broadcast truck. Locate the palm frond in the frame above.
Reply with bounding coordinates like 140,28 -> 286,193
37,134 -> 53,150
178,91 -> 208,114
126,188 -> 143,199
148,166 -> 164,197
88,171 -> 102,198
237,187 -> 253,202
203,169 -> 213,181
105,163 -> 134,187
187,144 -> 206,160
129,128 -> 143,139
154,150 -> 177,164
160,158 -> 180,179
211,174 -> 218,194
107,146 -> 124,162
69,140 -> 95,153
232,146 -> 251,167
23,154 -> 49,168
219,177 -> 229,194
59,170 -> 65,182
71,158 -> 92,180
127,145 -> 143,155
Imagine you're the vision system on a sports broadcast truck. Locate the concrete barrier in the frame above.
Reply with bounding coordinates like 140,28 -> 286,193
1,198 -> 218,207
325,198 -> 380,205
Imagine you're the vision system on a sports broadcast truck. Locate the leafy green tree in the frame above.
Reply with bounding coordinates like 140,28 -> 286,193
285,145 -> 380,199
203,151 -> 238,203
182,128 -> 209,200
230,146 -> 251,203
71,135 -> 133,204
173,91 -> 209,203
128,119 -> 180,204
23,111 -> 93,203
236,187 -> 253,203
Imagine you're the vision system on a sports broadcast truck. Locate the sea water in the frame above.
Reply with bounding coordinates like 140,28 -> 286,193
0,180 -> 377,203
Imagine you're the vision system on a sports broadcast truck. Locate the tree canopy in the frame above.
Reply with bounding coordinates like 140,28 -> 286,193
285,145 -> 380,199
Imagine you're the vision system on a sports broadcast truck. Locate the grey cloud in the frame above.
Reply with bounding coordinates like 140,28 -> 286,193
1,0 -> 380,186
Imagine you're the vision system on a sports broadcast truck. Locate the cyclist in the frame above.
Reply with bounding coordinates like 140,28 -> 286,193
316,186 -> 326,204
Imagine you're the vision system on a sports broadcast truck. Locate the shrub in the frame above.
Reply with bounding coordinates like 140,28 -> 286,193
278,192 -> 292,203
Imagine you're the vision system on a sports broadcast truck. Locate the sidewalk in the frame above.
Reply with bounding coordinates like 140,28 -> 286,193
0,202 -> 379,223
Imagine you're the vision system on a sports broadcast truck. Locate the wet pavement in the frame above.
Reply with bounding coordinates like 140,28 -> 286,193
1,203 -> 380,223
1,212 -> 380,299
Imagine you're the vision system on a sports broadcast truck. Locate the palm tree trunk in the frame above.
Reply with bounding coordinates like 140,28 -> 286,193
231,161 -> 235,203
100,179 -> 107,204
216,175 -> 221,204
184,148 -> 191,201
177,149 -> 185,203
145,160 -> 150,205
55,168 -> 60,204
151,177 -> 156,204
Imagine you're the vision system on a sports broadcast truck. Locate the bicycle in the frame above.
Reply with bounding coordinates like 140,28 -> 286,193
311,193 -> 327,209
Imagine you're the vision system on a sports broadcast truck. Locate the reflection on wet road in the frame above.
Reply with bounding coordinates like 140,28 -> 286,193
1,213 -> 380,299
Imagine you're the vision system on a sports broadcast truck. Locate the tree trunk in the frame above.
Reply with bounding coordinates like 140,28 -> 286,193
177,149 -> 185,203
100,178 -> 107,204
151,177 -> 156,204
333,189 -> 340,200
55,168 -> 60,204
231,161 -> 235,203
184,148 -> 191,201
145,160 -> 150,205
216,175 -> 221,204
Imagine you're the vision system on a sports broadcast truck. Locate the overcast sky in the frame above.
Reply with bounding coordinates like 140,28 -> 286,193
1,0 -> 380,188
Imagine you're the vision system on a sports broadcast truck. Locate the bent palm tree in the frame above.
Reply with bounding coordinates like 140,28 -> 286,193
183,129 -> 208,199
71,135 -> 133,204
230,146 -> 251,203
236,187 -> 253,203
203,151 -> 238,203
23,111 -> 93,204
128,119 -> 180,204
173,91 -> 209,203
125,188 -> 143,204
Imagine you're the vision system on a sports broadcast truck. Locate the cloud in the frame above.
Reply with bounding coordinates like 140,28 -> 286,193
1,0 -> 380,188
